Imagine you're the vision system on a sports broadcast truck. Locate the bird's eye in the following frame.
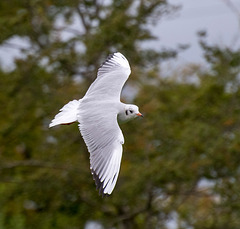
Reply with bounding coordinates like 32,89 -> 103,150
129,110 -> 133,114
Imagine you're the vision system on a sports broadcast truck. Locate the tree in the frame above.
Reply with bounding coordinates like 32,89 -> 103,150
128,36 -> 240,228
2,0 -> 240,228
0,0 -> 179,229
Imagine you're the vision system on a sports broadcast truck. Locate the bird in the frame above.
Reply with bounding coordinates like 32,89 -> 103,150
49,52 -> 143,196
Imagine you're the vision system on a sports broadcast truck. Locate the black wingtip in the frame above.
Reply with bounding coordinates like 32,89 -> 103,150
91,169 -> 110,198
99,53 -> 115,69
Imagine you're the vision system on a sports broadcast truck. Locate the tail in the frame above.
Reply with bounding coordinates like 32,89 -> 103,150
49,99 -> 80,128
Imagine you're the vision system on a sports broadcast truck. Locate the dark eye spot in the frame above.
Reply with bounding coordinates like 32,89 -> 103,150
129,110 -> 133,114
125,110 -> 128,115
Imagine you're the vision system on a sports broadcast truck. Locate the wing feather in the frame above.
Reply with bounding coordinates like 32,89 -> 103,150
76,52 -> 129,196
84,52 -> 131,101
78,103 -> 124,196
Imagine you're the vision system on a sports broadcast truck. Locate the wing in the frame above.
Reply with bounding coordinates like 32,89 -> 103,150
84,52 -> 131,101
78,103 -> 124,196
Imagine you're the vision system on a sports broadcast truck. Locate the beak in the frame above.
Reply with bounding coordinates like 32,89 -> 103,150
137,112 -> 144,118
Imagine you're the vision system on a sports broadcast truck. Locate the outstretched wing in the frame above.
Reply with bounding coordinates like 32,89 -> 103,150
78,103 -> 124,196
84,52 -> 131,101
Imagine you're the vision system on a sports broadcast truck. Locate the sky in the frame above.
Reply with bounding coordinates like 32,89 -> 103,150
0,0 -> 240,71
152,0 -> 240,65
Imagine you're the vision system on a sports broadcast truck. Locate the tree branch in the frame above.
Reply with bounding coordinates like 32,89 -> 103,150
75,5 -> 90,34
223,0 -> 240,46
112,190 -> 154,225
0,160 -> 79,172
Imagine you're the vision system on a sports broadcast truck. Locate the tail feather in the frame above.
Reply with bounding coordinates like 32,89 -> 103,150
49,99 -> 80,128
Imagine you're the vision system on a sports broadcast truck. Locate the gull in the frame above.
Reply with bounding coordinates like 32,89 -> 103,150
49,52 -> 143,196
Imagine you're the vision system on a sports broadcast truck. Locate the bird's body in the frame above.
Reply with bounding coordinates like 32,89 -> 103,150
49,52 -> 142,196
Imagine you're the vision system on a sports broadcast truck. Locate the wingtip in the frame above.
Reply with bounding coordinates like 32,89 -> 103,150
112,52 -> 128,61
49,120 -> 57,128
91,169 -> 111,197
113,51 -> 124,57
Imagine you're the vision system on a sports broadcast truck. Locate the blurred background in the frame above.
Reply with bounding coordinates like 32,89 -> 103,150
0,0 -> 240,228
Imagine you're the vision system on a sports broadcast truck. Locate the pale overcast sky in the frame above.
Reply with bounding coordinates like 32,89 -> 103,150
154,0 -> 240,64
0,0 -> 240,70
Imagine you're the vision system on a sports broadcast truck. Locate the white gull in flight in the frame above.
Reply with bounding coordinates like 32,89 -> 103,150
49,52 -> 143,196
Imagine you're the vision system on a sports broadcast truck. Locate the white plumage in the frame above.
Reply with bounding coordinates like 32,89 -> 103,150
49,52 -> 143,196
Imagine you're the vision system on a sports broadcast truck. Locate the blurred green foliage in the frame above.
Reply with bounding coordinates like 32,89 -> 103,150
1,0 -> 240,229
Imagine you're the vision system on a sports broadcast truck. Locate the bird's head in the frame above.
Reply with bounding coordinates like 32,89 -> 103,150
124,104 -> 143,119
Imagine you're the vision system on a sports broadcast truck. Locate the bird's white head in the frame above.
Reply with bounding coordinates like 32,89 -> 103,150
118,104 -> 143,122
